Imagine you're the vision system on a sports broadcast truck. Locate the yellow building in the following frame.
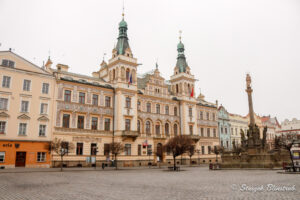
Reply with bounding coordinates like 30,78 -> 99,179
0,51 -> 55,168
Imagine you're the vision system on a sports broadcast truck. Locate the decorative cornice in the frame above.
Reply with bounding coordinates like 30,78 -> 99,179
17,114 -> 31,120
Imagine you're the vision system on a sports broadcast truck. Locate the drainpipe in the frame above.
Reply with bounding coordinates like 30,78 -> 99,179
112,88 -> 115,149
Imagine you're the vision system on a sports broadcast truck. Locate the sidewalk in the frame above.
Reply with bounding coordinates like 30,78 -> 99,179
0,165 -> 207,173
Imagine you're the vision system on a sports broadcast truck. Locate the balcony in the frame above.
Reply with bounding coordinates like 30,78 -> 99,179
154,134 -> 166,140
189,135 -> 201,142
122,130 -> 139,141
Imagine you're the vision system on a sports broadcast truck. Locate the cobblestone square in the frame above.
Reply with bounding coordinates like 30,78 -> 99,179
0,167 -> 299,200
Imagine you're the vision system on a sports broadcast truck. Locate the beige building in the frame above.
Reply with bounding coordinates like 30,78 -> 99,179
229,113 -> 248,147
46,14 -> 219,167
0,51 -> 55,168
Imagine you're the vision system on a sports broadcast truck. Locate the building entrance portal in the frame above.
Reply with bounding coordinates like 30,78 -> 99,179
15,152 -> 26,167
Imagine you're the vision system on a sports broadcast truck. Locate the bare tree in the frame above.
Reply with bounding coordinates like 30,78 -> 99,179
109,142 -> 124,170
164,135 -> 194,170
50,138 -> 74,171
279,137 -> 297,172
187,144 -> 195,165
212,146 -> 224,163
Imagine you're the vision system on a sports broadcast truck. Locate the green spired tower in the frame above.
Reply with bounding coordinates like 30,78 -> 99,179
116,12 -> 130,55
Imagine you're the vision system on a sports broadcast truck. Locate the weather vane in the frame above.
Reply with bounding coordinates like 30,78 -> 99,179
179,30 -> 182,41
122,0 -> 125,18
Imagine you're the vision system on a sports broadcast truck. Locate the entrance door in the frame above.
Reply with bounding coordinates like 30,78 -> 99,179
156,143 -> 163,162
15,152 -> 26,167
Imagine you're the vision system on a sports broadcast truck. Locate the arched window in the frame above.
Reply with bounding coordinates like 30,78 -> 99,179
113,69 -> 116,80
146,121 -> 151,134
176,84 -> 179,93
174,107 -> 177,116
174,124 -> 178,136
165,123 -> 169,136
200,111 -> 203,120
155,123 -> 160,135
137,120 -> 141,133
147,103 -> 151,113
165,106 -> 169,115
126,68 -> 130,81
137,101 -> 141,110
156,104 -> 160,114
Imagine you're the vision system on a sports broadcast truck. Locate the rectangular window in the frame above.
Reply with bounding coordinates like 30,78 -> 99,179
165,106 -> 169,115
0,98 -> 8,110
207,128 -> 210,137
42,83 -> 49,94
201,146 -> 205,155
147,103 -> 151,113
64,90 -> 71,102
138,144 -> 141,156
77,116 -> 84,129
206,112 -> 209,120
37,152 -> 46,162
39,124 -> 46,136
212,113 -> 215,121
2,76 -> 11,88
125,119 -> 131,131
124,144 -> 131,155
200,111 -> 203,120
0,152 -> 5,162
0,121 -> 6,134
200,128 -> 204,137
62,114 -> 70,128
18,123 -> 27,135
189,107 -> 192,117
76,143 -> 83,155
156,104 -> 160,114
189,125 -> 193,135
23,80 -> 31,91
225,127 -> 228,134
91,117 -> 98,130
21,101 -> 29,112
125,97 -> 131,108
40,103 -> 48,114
92,94 -> 99,106
79,92 -> 85,104
2,59 -> 15,68
91,143 -> 97,155
105,96 -> 111,107
174,107 -> 177,116
104,118 -> 110,131
104,143 -> 110,156
213,128 -> 216,137
208,146 -> 212,154
147,145 -> 152,156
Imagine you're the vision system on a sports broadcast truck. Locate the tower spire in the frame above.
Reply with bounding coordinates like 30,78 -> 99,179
176,30 -> 188,73
122,0 -> 125,19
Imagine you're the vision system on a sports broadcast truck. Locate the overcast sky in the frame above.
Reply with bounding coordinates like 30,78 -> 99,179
1,0 -> 299,122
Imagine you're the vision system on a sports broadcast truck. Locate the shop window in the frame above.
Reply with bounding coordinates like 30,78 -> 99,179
76,143 -> 83,155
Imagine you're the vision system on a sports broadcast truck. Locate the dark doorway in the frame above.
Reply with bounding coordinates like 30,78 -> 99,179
156,143 -> 163,162
15,152 -> 26,167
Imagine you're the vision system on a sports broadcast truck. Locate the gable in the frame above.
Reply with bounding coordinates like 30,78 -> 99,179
0,51 -> 50,75
17,114 -> 31,120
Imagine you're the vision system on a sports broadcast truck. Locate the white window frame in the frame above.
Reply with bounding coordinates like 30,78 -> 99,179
37,152 -> 46,162
2,75 -> 11,88
20,100 -> 29,113
40,103 -> 48,115
23,79 -> 31,91
1,59 -> 15,68
78,92 -> 86,104
42,83 -> 49,94
0,120 -> 7,134
18,123 -> 27,136
0,98 -> 9,110
39,124 -> 47,137
0,152 -> 5,162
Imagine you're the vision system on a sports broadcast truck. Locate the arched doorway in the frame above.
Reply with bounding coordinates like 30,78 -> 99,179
156,143 -> 163,162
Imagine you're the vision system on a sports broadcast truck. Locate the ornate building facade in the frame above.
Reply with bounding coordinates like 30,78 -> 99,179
48,14 -> 219,166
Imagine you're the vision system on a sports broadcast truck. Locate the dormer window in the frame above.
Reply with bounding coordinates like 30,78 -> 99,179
1,59 -> 15,68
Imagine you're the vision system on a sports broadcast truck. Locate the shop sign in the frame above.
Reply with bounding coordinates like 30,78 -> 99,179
2,143 -> 13,148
